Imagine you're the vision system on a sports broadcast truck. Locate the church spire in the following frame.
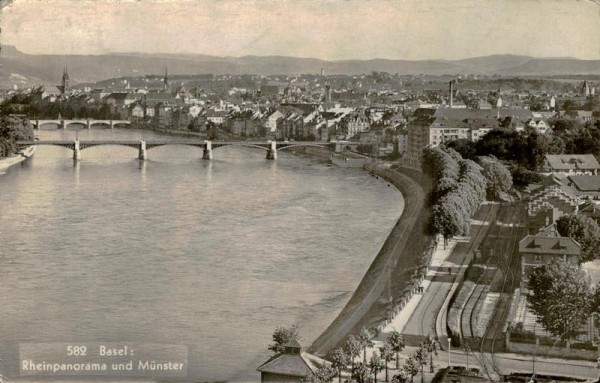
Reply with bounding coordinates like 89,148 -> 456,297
163,68 -> 169,91
61,66 -> 70,94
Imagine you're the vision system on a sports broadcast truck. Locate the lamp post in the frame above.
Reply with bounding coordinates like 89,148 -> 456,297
448,337 -> 451,368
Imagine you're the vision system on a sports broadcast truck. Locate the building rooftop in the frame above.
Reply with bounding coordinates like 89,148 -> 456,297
569,175 -> 600,191
519,235 -> 580,255
256,340 -> 330,378
544,154 -> 600,171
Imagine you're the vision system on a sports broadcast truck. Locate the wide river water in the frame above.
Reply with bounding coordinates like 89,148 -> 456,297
0,127 -> 402,382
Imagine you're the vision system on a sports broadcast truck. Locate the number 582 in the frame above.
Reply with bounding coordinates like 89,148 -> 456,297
67,346 -> 87,356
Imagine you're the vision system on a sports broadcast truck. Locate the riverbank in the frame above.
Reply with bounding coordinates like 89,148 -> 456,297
0,146 -> 35,174
310,162 -> 432,354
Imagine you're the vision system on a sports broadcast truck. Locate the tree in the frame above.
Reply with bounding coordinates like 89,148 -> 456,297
477,156 -> 513,200
345,335 -> 362,375
413,346 -> 430,383
562,99 -> 580,111
549,119 -> 581,135
402,356 -> 420,383
475,129 -> 520,162
352,362 -> 372,383
391,372 -> 410,383
422,146 -> 460,183
379,342 -> 394,382
528,259 -> 594,341
556,214 -> 600,262
206,120 -> 220,140
426,194 -> 467,246
303,364 -> 336,383
422,335 -> 440,373
387,330 -> 405,370
359,327 -> 375,363
369,351 -> 384,383
268,325 -> 300,354
330,347 -> 349,383
0,116 -> 34,158
446,139 -> 477,160
510,165 -> 543,189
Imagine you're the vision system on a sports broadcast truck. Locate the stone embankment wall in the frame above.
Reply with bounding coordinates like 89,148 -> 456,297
311,163 -> 434,354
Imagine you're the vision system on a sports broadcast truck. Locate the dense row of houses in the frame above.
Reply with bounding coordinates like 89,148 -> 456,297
4,68 -> 597,164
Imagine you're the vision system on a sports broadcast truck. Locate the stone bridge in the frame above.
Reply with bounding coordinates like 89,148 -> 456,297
31,119 -> 132,129
17,140 -> 347,160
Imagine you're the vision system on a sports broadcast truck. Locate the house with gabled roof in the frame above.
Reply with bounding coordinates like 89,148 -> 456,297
519,226 -> 581,290
541,154 -> 600,175
256,340 -> 331,382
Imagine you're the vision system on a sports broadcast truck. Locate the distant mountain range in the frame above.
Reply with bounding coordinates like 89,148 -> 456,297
1,45 -> 600,87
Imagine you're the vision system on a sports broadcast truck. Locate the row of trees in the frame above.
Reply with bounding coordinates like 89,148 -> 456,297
422,147 -> 487,245
268,325 -> 446,383
0,115 -> 34,158
269,325 -> 420,383
315,329 -> 440,383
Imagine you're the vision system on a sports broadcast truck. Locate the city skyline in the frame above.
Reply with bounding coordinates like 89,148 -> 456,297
1,0 -> 600,61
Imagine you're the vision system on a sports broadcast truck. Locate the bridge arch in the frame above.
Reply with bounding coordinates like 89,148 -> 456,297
277,143 -> 333,151
145,143 -> 205,151
212,143 -> 269,152
112,121 -> 131,127
79,142 -> 141,151
88,121 -> 112,128
36,121 -> 61,129
64,120 -> 89,129
28,142 -> 75,150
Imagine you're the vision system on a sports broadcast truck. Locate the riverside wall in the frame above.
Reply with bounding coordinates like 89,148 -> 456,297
0,146 -> 35,174
310,163 -> 433,355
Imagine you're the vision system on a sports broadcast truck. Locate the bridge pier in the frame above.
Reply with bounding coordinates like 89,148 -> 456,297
333,140 -> 343,153
34,120 -> 39,130
138,140 -> 147,160
110,120 -> 114,129
203,140 -> 213,160
266,140 -> 277,160
61,120 -> 67,130
73,140 -> 81,161
86,119 -> 91,129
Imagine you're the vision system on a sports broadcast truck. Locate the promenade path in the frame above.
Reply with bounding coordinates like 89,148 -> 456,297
384,236 -> 457,339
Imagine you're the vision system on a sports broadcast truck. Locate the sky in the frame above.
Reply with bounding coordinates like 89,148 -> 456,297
1,0 -> 599,61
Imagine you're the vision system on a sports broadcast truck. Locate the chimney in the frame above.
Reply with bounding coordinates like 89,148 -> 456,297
449,80 -> 454,107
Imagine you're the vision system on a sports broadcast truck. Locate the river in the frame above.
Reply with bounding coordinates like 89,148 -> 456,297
0,127 -> 403,382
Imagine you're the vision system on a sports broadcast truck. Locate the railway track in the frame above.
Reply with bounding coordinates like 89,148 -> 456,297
477,202 -> 525,381
422,202 -> 497,338
457,203 -> 510,342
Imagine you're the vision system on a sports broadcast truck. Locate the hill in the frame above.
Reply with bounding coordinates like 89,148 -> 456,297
1,45 -> 599,87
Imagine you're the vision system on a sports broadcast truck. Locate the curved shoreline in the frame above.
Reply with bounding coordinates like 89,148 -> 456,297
0,146 -> 36,174
311,163 -> 431,354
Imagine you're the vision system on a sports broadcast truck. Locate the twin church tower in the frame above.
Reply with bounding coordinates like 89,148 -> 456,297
57,67 -> 170,94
